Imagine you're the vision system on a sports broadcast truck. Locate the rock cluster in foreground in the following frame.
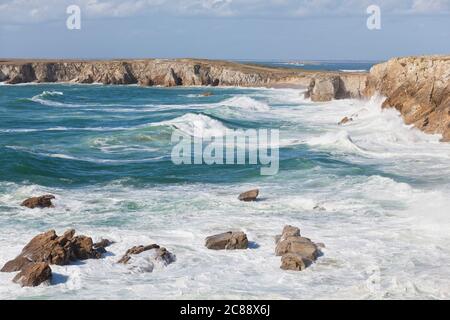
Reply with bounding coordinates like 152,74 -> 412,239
1,229 -> 111,287
275,225 -> 323,271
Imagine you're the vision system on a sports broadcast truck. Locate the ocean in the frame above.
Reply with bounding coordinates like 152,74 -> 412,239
239,60 -> 378,72
0,81 -> 449,299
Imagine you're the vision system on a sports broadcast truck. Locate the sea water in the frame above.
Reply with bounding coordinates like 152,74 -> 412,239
0,83 -> 449,299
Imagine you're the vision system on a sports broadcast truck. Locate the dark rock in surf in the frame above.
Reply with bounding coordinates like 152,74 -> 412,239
117,244 -> 176,272
275,225 -> 323,271
21,195 -> 55,209
205,231 -> 248,250
238,189 -> 259,202
12,262 -> 52,287
1,229 -> 103,273
93,239 -> 114,254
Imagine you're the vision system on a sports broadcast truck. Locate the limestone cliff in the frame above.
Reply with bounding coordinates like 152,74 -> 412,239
365,56 -> 450,142
0,59 -> 366,97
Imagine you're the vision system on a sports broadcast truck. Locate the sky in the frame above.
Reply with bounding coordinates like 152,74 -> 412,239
0,0 -> 449,61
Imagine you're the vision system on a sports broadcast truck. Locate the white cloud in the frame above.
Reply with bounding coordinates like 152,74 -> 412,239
0,0 -> 449,24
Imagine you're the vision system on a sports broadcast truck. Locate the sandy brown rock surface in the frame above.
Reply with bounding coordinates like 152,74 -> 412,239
365,55 -> 450,142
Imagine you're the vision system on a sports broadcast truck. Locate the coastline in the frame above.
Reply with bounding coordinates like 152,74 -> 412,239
1,56 -> 448,141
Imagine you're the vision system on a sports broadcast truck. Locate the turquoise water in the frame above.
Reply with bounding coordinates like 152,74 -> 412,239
0,83 -> 449,299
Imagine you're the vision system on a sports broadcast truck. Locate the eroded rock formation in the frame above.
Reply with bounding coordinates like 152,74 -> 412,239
118,244 -> 175,273
238,189 -> 259,202
21,195 -> 56,209
1,229 -> 107,287
205,231 -> 249,250
365,55 -> 450,142
275,225 -> 323,271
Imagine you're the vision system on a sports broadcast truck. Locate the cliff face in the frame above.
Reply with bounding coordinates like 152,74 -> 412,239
0,59 -> 366,97
0,59 -> 303,86
365,56 -> 450,142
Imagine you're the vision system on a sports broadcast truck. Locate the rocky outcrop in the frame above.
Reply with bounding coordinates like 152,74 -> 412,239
1,229 -> 106,287
21,195 -> 55,209
12,262 -> 52,287
365,55 -> 450,142
238,189 -> 259,202
305,73 -> 368,101
0,59 -> 367,95
118,244 -> 175,273
275,225 -> 323,271
205,231 -> 249,250
1,229 -> 103,273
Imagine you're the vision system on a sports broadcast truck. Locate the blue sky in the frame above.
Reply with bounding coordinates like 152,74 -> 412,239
0,0 -> 449,60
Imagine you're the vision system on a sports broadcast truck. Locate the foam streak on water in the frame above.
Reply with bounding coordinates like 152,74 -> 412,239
0,85 -> 449,300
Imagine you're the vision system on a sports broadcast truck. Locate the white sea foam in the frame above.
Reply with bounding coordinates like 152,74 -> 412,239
1,88 -> 450,300
151,113 -> 228,137
219,96 -> 270,111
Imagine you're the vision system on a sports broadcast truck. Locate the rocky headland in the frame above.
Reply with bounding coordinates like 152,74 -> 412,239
0,55 -> 448,141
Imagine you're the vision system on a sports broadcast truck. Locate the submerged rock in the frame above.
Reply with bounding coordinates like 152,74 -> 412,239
12,262 -> 52,287
275,225 -> 323,271
238,189 -> 259,202
205,231 -> 248,250
21,195 -> 55,209
118,244 -> 175,272
201,92 -> 213,97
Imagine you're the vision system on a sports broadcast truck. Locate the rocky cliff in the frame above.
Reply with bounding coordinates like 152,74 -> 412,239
0,58 -> 366,97
365,56 -> 450,142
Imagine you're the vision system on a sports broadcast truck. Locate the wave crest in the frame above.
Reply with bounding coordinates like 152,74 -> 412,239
152,113 -> 228,137
220,96 -> 270,111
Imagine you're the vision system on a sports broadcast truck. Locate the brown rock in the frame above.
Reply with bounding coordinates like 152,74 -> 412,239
238,189 -> 259,202
201,92 -> 213,97
69,236 -> 102,260
275,236 -> 320,260
21,195 -> 55,209
12,262 -> 52,287
281,254 -> 313,271
117,244 -> 161,264
338,117 -> 353,125
275,225 -> 301,244
1,229 -> 103,273
154,247 -> 176,265
365,56 -> 450,142
117,244 -> 176,268
275,225 -> 323,272
1,256 -> 33,273
93,239 -> 114,254
205,231 -> 248,250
